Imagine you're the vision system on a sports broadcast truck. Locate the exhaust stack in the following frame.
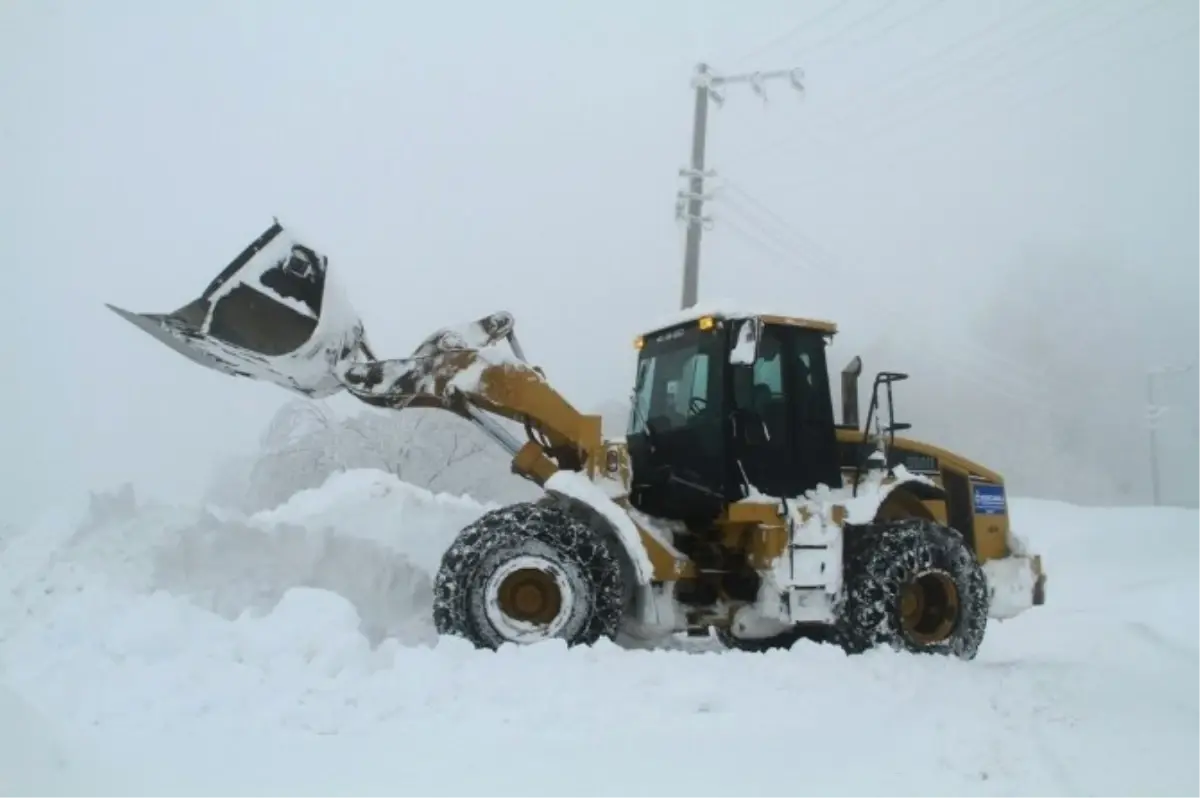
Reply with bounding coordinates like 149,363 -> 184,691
841,356 -> 862,428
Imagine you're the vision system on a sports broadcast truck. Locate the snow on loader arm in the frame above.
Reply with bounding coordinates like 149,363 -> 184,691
107,220 -> 634,493
110,220 -> 1044,656
106,219 -> 663,584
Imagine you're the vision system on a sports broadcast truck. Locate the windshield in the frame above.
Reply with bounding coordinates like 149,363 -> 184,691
628,326 -> 719,436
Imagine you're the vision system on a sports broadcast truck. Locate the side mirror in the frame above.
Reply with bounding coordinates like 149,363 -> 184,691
729,317 -> 762,365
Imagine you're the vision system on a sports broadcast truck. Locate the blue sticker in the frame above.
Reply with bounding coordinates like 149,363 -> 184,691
973,483 -> 1007,515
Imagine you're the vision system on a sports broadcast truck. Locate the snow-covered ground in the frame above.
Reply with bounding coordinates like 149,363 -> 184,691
1,470 -> 1196,796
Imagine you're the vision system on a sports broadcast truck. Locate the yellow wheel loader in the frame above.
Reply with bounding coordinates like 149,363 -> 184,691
108,221 -> 1046,658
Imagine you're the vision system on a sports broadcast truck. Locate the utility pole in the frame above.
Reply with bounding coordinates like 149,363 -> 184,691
677,62 -> 805,310
1146,363 -> 1196,506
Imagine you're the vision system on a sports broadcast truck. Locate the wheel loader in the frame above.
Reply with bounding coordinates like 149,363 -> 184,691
107,221 -> 1046,658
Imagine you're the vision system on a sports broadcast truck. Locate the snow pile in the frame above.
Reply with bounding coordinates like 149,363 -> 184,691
0,473 -> 1196,796
1,470 -> 491,655
981,555 -> 1038,620
0,679 -> 138,795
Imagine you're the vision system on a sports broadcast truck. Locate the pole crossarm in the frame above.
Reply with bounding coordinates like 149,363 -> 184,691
691,63 -> 805,106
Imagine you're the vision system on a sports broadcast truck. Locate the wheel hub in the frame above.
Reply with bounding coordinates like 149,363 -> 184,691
484,555 -> 576,643
899,569 -> 961,645
498,567 -> 563,625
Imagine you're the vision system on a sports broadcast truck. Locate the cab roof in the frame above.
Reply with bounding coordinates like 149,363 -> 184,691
641,303 -> 839,337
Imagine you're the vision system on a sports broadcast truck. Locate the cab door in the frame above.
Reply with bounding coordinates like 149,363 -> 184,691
781,327 -> 842,493
730,323 -> 800,498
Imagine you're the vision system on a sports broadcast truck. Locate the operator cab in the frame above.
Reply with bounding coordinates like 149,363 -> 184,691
625,311 -> 842,525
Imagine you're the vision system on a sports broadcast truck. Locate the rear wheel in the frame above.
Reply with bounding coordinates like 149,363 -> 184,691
433,502 -> 626,649
837,519 -> 988,659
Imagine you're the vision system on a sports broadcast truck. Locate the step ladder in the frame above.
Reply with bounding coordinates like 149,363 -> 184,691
784,505 -> 841,624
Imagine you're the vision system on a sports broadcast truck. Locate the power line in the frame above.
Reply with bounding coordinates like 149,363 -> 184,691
837,0 -> 1174,148
741,0 -> 1072,160
803,0 -> 950,67
726,0 -> 852,68
717,211 -> 816,278
717,195 -> 830,278
848,15 -> 1197,167
730,9 -> 1194,205
721,179 -> 844,271
793,0 -> 900,59
815,0 -> 1099,131
739,0 -> 1182,171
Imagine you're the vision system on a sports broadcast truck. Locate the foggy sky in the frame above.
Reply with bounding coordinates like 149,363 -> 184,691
2,0 -> 1196,523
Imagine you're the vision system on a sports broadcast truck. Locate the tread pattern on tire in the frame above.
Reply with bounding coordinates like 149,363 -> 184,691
433,501 -> 626,650
837,518 -> 989,660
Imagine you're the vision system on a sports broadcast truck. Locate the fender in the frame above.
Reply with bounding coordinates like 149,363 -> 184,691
540,471 -> 657,586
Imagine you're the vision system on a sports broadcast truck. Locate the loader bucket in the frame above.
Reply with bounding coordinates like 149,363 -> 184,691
106,220 -> 369,398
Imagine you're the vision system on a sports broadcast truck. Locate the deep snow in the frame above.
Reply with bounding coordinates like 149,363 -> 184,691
1,470 -> 1196,796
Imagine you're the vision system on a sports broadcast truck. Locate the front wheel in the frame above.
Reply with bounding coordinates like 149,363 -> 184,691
837,519 -> 989,660
433,502 -> 626,650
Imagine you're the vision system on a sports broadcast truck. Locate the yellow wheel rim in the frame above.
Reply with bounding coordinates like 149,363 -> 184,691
495,566 -> 564,626
899,570 -> 961,645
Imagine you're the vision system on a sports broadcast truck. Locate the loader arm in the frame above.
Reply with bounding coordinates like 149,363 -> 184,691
105,220 -> 605,489
334,311 -> 607,487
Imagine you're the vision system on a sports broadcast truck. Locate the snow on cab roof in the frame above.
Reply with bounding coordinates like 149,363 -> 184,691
643,300 -> 838,336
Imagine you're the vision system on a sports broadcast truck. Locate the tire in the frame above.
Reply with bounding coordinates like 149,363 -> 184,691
836,518 -> 989,660
432,502 -> 626,650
